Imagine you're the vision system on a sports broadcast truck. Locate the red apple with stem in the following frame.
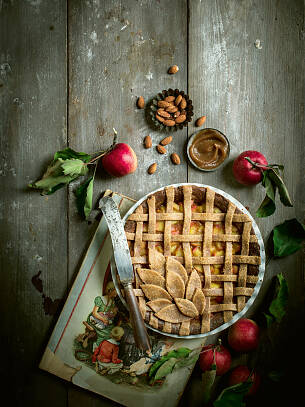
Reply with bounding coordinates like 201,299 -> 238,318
228,318 -> 260,352
101,142 -> 138,177
199,342 -> 231,376
228,365 -> 261,395
232,150 -> 268,185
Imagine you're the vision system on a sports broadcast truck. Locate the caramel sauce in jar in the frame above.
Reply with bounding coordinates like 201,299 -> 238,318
188,129 -> 229,170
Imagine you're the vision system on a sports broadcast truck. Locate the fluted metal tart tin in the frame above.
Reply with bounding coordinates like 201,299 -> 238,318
110,183 -> 265,339
149,88 -> 194,132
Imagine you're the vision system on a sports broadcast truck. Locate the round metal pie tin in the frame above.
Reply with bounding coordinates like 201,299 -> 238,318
110,183 -> 265,339
186,129 -> 230,172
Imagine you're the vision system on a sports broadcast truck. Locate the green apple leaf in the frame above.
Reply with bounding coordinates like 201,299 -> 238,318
54,148 -> 91,163
154,358 -> 177,381
263,273 -> 289,326
213,381 -> 252,407
61,158 -> 88,177
202,364 -> 217,404
272,218 -> 305,257
256,195 -> 276,218
74,176 -> 94,220
268,168 -> 293,207
28,158 -> 81,195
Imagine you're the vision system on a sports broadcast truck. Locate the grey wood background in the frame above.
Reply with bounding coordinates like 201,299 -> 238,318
0,0 -> 303,406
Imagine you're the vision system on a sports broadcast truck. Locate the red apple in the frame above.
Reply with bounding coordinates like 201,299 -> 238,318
101,143 -> 137,177
228,365 -> 260,395
232,150 -> 268,185
228,318 -> 260,352
199,344 -> 231,376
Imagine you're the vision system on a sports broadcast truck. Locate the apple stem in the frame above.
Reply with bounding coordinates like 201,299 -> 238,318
86,130 -> 118,165
244,157 -> 282,172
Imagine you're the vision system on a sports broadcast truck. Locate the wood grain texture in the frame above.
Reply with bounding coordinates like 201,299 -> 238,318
0,0 -> 68,404
188,0 -> 304,310
67,0 -> 188,289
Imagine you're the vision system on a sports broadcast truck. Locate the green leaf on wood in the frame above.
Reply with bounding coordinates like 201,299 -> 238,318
54,148 -> 91,163
272,218 -> 305,257
268,168 -> 293,207
256,167 -> 293,218
256,195 -> 276,218
263,273 -> 289,326
213,381 -> 252,407
61,158 -> 88,177
74,176 -> 94,219
28,158 -> 81,195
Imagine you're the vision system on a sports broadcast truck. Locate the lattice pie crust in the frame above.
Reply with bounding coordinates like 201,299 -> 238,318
124,185 -> 261,336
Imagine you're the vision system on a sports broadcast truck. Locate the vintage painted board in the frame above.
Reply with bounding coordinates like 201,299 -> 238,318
39,191 -> 205,407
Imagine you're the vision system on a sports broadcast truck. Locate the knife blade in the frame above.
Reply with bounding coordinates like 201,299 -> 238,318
100,195 -> 151,352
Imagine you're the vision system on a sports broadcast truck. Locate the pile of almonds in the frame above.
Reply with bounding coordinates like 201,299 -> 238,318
144,135 -> 180,175
155,94 -> 187,127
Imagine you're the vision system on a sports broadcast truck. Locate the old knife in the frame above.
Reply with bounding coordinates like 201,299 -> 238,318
100,195 -> 151,352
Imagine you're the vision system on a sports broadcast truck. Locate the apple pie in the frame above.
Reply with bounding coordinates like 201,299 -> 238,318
124,185 -> 261,336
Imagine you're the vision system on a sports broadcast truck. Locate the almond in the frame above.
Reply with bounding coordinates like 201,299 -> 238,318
168,65 -> 179,74
156,114 -> 165,123
180,97 -> 187,109
158,100 -> 170,108
175,114 -> 186,124
164,96 -> 175,103
163,119 -> 176,127
137,96 -> 145,109
175,94 -> 182,106
174,111 -> 180,118
148,163 -> 157,174
195,116 -> 206,127
144,135 -> 152,149
171,153 -> 181,165
156,145 -> 166,154
157,109 -> 171,118
160,136 -> 173,146
180,109 -> 186,116
166,105 -> 178,113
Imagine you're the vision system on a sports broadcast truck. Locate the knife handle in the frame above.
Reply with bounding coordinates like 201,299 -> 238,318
123,282 -> 151,352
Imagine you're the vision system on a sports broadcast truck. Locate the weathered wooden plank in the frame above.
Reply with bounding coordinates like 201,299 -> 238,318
185,0 -> 304,402
67,0 -> 188,290
67,0 -> 187,404
0,0 -> 67,404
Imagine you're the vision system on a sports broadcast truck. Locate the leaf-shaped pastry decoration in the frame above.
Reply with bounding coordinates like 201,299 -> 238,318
192,288 -> 206,315
166,269 -> 185,299
148,248 -> 165,273
147,299 -> 172,313
175,298 -> 199,318
137,268 -> 165,288
155,304 -> 192,323
140,284 -> 172,301
185,270 -> 202,300
166,257 -> 188,284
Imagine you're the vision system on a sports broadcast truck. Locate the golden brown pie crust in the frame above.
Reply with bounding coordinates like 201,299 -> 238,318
124,185 -> 261,336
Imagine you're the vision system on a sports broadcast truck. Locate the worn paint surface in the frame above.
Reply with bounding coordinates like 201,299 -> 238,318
0,0 -> 304,405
